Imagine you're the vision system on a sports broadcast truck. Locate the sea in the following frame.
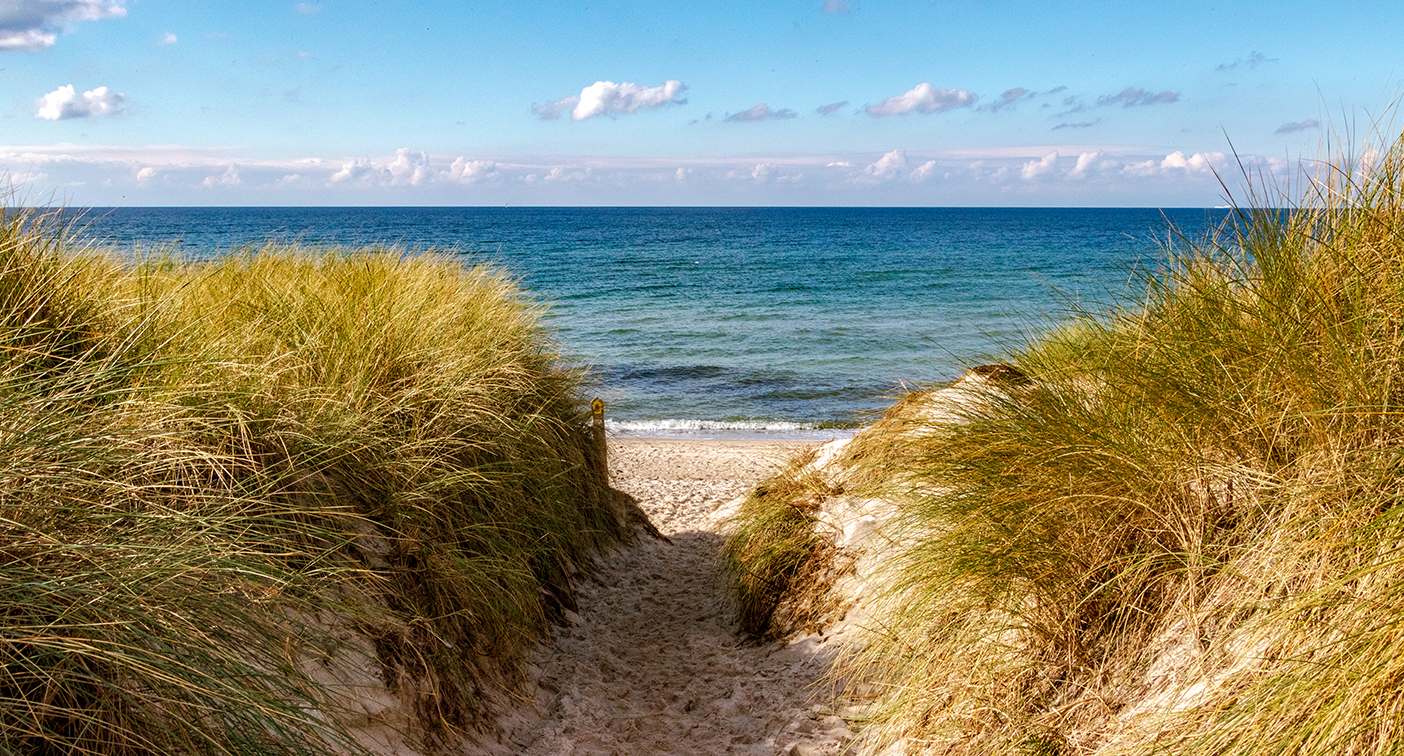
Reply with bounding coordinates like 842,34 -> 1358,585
71,207 -> 1228,439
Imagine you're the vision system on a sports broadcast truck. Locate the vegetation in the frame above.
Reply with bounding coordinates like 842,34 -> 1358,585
727,129 -> 1404,754
0,206 -> 628,755
721,446 -> 843,639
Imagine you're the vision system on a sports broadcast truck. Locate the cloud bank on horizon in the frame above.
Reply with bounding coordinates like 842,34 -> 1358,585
0,0 -> 1393,206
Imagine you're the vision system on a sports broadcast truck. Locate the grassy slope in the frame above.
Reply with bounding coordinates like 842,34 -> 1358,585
0,209 -> 629,755
727,133 -> 1404,755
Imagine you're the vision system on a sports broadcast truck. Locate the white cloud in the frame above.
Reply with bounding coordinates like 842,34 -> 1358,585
863,148 -> 907,179
9,171 -> 47,184
34,84 -> 125,120
330,158 -> 377,183
536,80 -> 687,121
544,166 -> 589,183
0,142 -> 1266,204
386,148 -> 429,186
1161,150 -> 1223,173
1122,159 -> 1158,177
532,97 -> 576,121
156,31 -> 176,46
866,82 -> 977,117
1068,150 -> 1102,178
1020,151 -> 1058,180
0,0 -> 125,51
724,103 -> 798,122
909,160 -> 938,182
202,164 -> 240,187
442,157 -> 499,183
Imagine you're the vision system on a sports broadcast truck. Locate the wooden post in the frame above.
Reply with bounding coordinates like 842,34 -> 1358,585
590,397 -> 606,467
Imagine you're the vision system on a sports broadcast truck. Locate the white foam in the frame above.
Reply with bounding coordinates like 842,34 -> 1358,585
606,419 -> 815,432
603,418 -> 857,441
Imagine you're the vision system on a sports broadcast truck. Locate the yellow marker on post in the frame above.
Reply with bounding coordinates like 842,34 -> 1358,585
590,398 -> 606,466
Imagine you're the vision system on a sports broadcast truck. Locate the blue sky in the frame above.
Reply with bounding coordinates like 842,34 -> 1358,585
1,0 -> 1399,206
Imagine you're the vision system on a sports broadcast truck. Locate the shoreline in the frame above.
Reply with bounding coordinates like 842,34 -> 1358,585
608,429 -> 856,443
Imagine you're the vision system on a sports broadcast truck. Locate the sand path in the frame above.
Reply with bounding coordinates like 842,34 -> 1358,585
507,439 -> 856,756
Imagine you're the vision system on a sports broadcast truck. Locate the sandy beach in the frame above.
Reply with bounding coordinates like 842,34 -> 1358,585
502,437 -> 859,756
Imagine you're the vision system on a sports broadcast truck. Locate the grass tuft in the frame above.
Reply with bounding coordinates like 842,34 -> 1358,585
729,126 -> 1404,754
0,206 -> 628,754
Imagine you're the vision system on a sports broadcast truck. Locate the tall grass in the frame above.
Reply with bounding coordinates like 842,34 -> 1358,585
721,446 -> 847,639
728,129 -> 1404,754
0,206 -> 627,754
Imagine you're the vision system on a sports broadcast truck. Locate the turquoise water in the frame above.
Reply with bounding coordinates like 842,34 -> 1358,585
76,207 -> 1227,438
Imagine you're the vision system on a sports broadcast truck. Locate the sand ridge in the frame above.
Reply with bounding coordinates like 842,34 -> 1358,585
503,438 -> 857,756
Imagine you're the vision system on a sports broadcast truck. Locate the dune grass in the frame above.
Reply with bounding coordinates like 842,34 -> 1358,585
720,446 -> 840,639
0,206 -> 626,754
727,129 -> 1404,754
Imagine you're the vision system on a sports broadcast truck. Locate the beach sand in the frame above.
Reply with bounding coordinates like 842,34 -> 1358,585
502,437 -> 858,756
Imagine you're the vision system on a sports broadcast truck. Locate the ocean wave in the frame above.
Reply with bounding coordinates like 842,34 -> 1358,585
605,419 -> 816,432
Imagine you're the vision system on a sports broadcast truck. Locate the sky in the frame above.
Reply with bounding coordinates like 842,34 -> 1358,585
0,0 -> 1400,207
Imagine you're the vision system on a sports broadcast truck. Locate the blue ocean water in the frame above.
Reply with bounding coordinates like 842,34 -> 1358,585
72,207 -> 1227,438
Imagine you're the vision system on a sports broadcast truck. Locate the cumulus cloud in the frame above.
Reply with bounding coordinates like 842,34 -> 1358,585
0,0 -> 125,51
202,164 -> 241,187
135,166 -> 155,183
156,31 -> 176,46
1216,51 -> 1275,72
909,160 -> 938,182
330,158 -> 377,183
1275,119 -> 1320,134
1020,151 -> 1058,180
385,148 -> 430,186
977,87 -> 1033,113
442,157 -> 499,183
815,101 -> 847,116
544,166 -> 588,183
821,0 -> 850,12
751,163 -> 777,182
35,84 -> 125,120
1068,151 -> 1102,179
534,80 -> 687,121
1097,88 -> 1179,108
1161,150 -> 1222,172
724,103 -> 798,122
1121,151 -> 1224,177
863,148 -> 907,179
866,83 -> 977,117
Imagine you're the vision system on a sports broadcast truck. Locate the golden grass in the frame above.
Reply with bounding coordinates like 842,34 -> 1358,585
728,129 -> 1404,754
0,206 -> 627,754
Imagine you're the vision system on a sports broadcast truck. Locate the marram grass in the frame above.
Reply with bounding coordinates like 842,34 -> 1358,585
0,206 -> 627,755
728,128 -> 1404,755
